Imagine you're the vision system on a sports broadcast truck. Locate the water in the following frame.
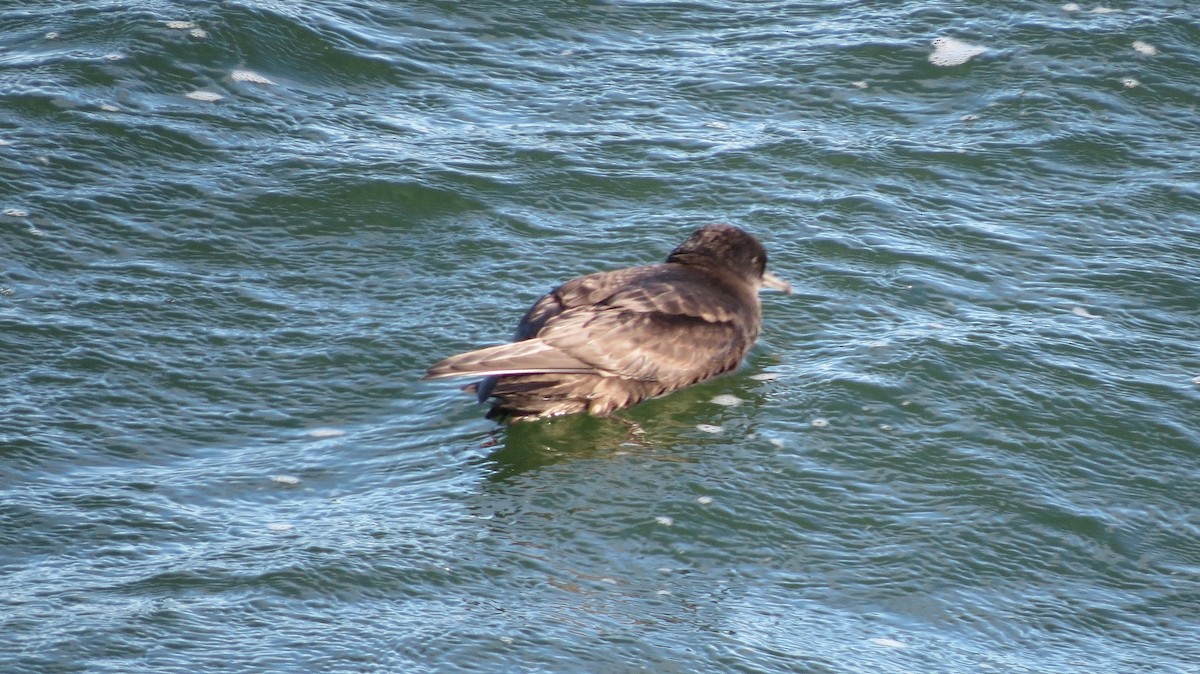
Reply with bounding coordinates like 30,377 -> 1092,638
2,1 -> 1199,672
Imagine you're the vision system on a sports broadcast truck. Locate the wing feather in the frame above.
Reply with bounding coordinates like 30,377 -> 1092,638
423,339 -> 595,380
537,272 -> 759,384
425,262 -> 760,386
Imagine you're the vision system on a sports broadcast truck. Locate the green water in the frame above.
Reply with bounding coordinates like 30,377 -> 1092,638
2,2 -> 1198,672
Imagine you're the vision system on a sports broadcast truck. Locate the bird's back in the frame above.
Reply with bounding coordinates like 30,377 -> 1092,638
431,262 -> 762,421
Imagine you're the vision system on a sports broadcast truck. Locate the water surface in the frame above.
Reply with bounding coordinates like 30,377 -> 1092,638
2,2 -> 1198,672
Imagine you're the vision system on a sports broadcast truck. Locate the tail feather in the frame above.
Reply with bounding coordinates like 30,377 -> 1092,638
424,339 -> 595,380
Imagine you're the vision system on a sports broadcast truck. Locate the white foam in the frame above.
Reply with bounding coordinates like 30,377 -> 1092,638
1061,2 -> 1081,11
696,424 -> 723,434
267,523 -> 294,532
870,637 -> 908,649
655,515 -> 674,526
165,20 -> 197,29
1072,306 -> 1099,318
696,496 -> 714,505
271,475 -> 301,485
3,208 -> 29,217
231,69 -> 275,85
749,372 -> 778,381
1132,41 -> 1158,56
811,418 -> 830,428
185,90 -> 223,102
929,37 -> 988,67
710,394 -> 743,407
309,428 -> 345,438
1121,77 -> 1141,89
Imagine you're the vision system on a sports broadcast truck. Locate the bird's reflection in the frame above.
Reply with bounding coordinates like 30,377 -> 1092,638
474,360 -> 778,482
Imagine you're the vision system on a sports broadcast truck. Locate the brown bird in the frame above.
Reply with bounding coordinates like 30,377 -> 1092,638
424,223 -> 791,422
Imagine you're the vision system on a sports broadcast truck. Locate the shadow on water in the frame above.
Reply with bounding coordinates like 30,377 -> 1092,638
482,414 -> 648,482
476,362 -> 781,481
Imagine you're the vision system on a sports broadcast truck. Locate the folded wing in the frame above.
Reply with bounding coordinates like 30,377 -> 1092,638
423,264 -> 756,386
423,338 -> 596,379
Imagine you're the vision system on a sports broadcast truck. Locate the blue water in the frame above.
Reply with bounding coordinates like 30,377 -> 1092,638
2,2 -> 1199,672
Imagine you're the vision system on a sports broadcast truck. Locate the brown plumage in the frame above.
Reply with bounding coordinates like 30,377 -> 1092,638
424,223 -> 790,422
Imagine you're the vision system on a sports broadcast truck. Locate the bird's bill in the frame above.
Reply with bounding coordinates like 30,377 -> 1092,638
761,271 -> 793,294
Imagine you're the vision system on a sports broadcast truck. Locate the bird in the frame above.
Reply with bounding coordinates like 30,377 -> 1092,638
424,223 -> 791,422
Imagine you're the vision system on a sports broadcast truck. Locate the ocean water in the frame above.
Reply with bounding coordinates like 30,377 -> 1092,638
2,1 -> 1198,672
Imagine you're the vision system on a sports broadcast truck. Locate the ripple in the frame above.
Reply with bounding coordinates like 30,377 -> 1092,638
2,1 -> 1198,672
